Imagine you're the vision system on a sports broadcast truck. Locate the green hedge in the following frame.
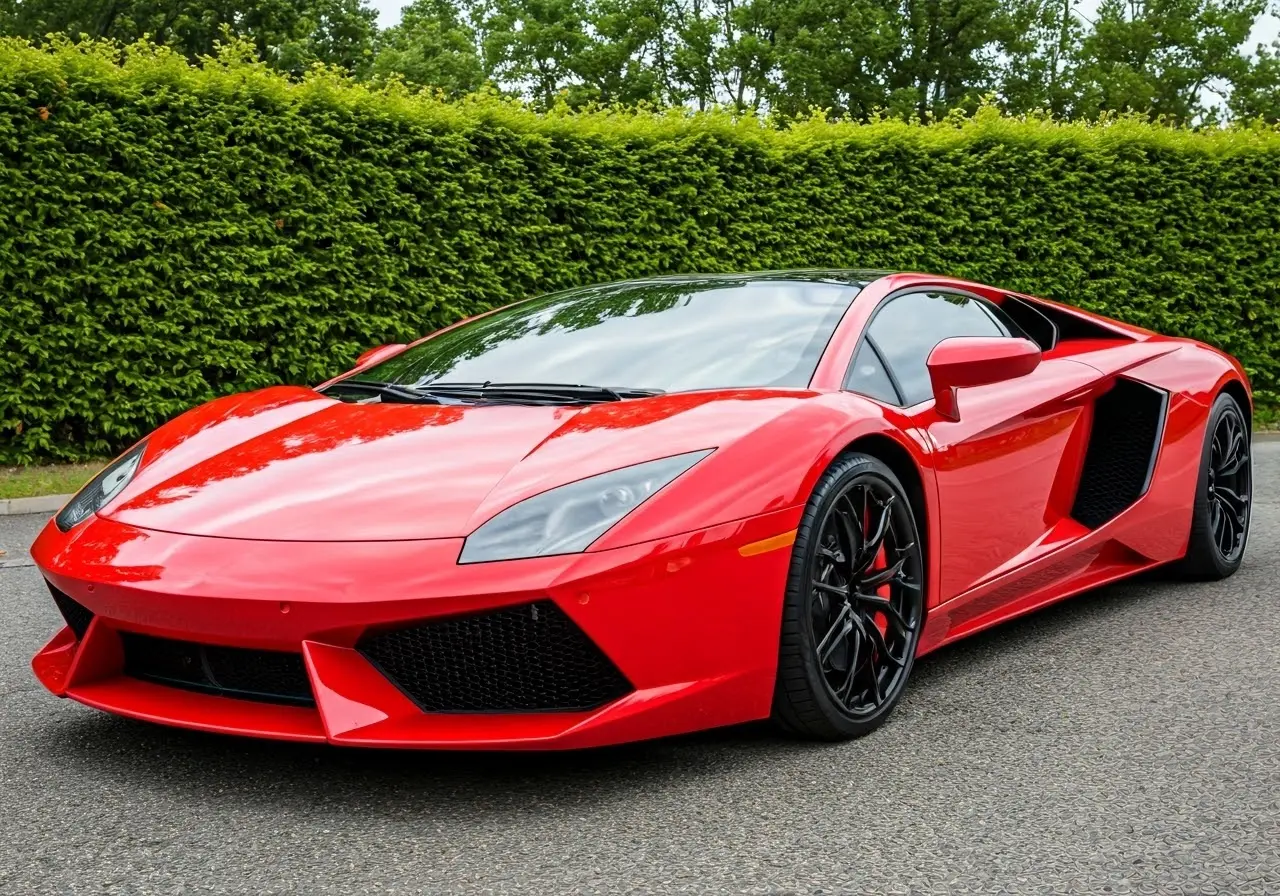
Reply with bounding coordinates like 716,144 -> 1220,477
3,40 -> 1280,463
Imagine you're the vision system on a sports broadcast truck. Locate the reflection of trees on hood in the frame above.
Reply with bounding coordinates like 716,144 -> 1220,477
128,400 -> 465,511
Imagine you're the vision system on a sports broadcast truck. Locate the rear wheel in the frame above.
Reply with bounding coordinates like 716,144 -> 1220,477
772,453 -> 925,740
1174,392 -> 1251,580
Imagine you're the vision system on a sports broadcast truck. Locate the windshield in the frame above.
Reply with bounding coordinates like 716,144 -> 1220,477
353,278 -> 859,393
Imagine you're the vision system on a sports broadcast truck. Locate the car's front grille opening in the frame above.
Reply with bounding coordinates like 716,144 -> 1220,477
358,600 -> 633,713
46,581 -> 93,640
120,633 -> 315,706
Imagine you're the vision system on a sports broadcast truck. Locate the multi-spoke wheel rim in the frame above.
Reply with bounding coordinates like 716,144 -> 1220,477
1208,407 -> 1251,563
807,476 -> 924,720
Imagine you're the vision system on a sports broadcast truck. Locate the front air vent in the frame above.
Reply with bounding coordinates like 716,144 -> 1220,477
120,633 -> 315,706
358,600 -> 633,713
47,581 -> 93,640
1071,378 -> 1168,529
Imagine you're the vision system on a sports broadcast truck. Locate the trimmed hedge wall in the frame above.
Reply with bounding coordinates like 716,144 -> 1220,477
3,41 -> 1280,463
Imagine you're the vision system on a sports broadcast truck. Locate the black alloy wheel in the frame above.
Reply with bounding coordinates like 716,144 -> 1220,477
1176,392 -> 1252,580
773,453 -> 925,740
1207,401 -> 1251,563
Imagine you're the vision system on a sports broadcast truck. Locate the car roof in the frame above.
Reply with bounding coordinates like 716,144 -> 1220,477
606,269 -> 901,289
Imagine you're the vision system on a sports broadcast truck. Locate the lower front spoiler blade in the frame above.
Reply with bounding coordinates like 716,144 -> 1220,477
32,620 -> 761,750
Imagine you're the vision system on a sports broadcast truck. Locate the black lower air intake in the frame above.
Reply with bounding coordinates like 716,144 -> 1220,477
120,633 -> 315,706
359,600 -> 633,713
47,581 -> 93,640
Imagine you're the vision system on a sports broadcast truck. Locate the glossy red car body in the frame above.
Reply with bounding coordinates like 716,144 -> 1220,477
30,271 -> 1251,749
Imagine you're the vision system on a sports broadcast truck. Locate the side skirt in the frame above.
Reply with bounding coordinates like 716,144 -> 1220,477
916,546 -> 1162,657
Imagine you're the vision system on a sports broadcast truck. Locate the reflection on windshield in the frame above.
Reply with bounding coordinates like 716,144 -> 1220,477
355,278 -> 859,393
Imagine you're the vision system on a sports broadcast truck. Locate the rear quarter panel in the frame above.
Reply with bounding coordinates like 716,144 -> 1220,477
1075,338 -> 1251,564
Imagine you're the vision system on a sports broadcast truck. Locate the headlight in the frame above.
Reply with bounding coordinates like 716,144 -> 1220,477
55,442 -> 147,532
459,450 -> 713,563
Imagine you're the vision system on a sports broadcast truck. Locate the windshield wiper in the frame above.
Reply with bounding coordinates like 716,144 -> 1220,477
321,380 -> 447,405
412,382 -> 666,404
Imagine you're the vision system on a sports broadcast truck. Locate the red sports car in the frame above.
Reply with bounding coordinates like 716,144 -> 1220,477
31,271 -> 1253,748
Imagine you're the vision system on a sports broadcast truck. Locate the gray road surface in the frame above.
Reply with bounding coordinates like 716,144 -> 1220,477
1,445 -> 1277,895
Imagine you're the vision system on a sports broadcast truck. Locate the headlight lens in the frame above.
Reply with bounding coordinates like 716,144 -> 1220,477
459,450 -> 713,563
55,442 -> 147,532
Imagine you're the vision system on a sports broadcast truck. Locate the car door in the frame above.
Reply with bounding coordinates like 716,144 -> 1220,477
846,289 -> 1100,604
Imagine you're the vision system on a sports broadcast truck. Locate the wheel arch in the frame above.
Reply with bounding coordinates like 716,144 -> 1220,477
1220,377 -> 1252,430
838,432 -> 933,611
771,429 -> 933,739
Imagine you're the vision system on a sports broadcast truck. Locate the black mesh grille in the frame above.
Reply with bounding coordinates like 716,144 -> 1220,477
359,600 -> 632,713
120,633 -> 314,706
1072,378 -> 1168,529
47,581 -> 93,640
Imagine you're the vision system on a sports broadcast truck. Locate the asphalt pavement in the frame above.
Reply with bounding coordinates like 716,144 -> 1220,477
1,444 -> 1278,895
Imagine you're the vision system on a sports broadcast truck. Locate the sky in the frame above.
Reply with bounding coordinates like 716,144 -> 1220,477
367,0 -> 1279,52
369,0 -> 404,28
1250,13 -> 1278,46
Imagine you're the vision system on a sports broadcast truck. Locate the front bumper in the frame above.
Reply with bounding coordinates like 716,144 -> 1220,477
30,508 -> 798,749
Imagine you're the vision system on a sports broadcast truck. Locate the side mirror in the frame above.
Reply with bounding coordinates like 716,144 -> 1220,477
926,336 -> 1041,421
355,343 -> 408,368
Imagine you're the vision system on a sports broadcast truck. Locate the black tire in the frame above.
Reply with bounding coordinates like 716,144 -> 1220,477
1173,392 -> 1252,580
772,453 -> 925,741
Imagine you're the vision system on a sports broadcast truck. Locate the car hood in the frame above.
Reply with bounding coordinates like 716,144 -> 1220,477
102,386 -> 813,541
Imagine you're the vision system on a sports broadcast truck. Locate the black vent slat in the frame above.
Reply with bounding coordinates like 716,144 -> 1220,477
203,645 -> 312,698
47,582 -> 93,640
1071,378 -> 1168,529
359,600 -> 632,713
121,633 -> 314,706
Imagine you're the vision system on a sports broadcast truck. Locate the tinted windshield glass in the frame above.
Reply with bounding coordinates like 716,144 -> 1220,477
355,278 -> 859,392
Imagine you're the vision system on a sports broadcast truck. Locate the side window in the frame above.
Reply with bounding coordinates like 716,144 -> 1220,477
998,295 -> 1057,350
845,341 -> 900,404
864,291 -> 1007,406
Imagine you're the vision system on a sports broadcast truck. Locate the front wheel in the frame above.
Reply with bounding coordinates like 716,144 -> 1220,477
772,453 -> 925,741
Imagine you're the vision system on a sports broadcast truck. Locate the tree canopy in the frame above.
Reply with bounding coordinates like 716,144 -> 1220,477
2,0 -> 1278,121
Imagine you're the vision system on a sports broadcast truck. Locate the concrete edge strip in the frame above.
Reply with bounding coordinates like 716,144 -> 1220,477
0,495 -> 71,517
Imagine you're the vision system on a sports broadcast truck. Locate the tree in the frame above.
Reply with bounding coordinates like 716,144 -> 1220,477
371,0 -> 485,93
1,0 -> 378,74
1072,0 -> 1266,123
479,0 -> 679,108
1230,41 -> 1280,121
481,0 -> 592,106
4,0 -> 1280,121
569,0 -> 668,106
766,0 -> 897,119
271,0 -> 379,74
765,0 -> 1022,121
997,0 -> 1087,115
666,0 -> 717,107
666,0 -> 777,111
881,0 -> 1011,121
